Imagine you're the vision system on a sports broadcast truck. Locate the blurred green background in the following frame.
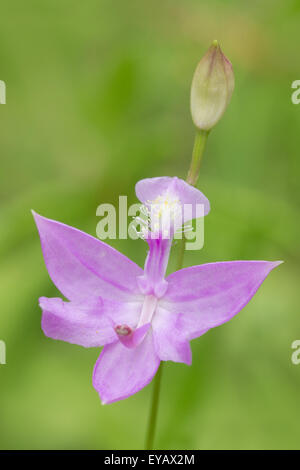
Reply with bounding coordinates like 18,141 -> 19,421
0,0 -> 299,450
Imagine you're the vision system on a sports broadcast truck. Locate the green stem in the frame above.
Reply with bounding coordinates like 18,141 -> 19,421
145,363 -> 163,450
144,128 -> 209,450
186,129 -> 209,186
177,129 -> 209,269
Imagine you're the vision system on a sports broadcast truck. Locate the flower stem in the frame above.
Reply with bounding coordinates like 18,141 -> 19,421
145,363 -> 163,450
144,129 -> 209,450
186,129 -> 209,186
176,129 -> 209,270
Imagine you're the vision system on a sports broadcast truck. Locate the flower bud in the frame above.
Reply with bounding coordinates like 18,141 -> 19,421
190,40 -> 234,131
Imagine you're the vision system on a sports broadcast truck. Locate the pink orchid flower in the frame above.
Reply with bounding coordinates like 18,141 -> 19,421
33,177 -> 281,404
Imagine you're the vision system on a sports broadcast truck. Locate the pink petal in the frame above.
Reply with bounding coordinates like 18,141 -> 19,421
135,176 -> 210,219
152,307 -> 192,365
100,298 -> 142,326
93,331 -> 160,404
33,212 -> 143,302
40,297 -> 116,347
161,261 -> 282,339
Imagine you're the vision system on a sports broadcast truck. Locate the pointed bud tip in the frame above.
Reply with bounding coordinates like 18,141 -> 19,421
191,41 -> 235,131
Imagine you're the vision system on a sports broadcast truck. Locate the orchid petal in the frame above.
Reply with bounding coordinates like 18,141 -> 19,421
33,212 -> 143,302
93,332 -> 160,404
40,297 -> 116,347
161,261 -> 282,339
135,176 -> 210,220
152,307 -> 192,365
100,298 -> 142,326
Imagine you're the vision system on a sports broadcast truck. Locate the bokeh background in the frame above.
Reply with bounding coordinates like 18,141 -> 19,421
1,0 -> 300,450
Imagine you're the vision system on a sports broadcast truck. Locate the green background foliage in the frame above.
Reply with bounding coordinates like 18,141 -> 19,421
0,0 -> 299,449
